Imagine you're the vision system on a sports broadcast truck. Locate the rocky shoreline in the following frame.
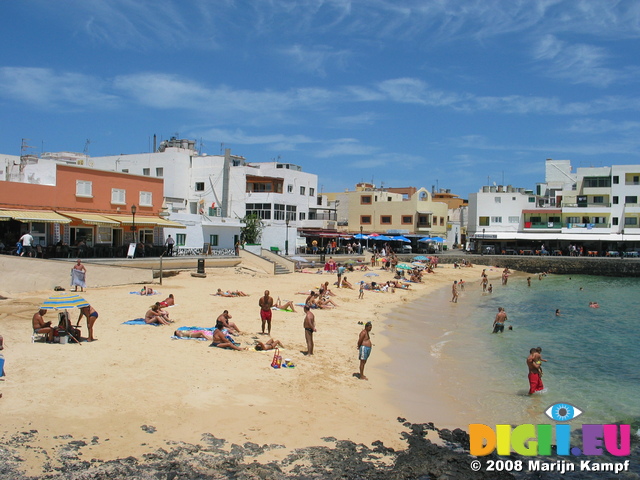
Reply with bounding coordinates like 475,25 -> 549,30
1,419 -> 637,479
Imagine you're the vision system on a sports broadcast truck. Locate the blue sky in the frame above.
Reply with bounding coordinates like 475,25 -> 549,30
2,1 -> 640,197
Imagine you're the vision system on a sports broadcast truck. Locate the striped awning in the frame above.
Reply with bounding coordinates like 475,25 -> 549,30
0,209 -> 72,224
0,211 -> 10,221
103,214 -> 186,228
59,212 -> 120,226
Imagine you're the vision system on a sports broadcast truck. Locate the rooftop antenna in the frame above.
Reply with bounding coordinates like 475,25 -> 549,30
199,138 -> 204,155
220,143 -> 224,154
83,139 -> 91,156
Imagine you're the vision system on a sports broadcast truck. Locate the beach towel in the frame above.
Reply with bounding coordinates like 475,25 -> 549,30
70,269 -> 86,289
122,318 -> 159,326
129,291 -> 160,295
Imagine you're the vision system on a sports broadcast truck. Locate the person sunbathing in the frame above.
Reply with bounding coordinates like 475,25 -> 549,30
255,338 -> 284,351
215,288 -> 248,297
144,304 -> 170,325
140,285 -> 156,295
340,276 -> 355,290
209,326 -> 246,350
155,302 -> 173,323
320,282 -> 337,296
174,329 -> 213,340
160,294 -> 175,307
316,289 -> 339,308
274,298 -> 297,312
217,310 -> 241,334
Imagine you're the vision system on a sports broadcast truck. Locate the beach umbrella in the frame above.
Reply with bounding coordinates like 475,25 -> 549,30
413,255 -> 428,261
352,233 -> 369,239
392,236 -> 411,243
373,235 -> 393,241
41,294 -> 89,310
364,272 -> 379,277
430,237 -> 445,243
290,256 -> 309,263
418,237 -> 432,243
396,263 -> 413,270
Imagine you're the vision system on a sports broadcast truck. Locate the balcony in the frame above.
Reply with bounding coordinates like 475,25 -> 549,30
524,221 -> 563,229
565,222 -> 609,229
561,203 -> 611,208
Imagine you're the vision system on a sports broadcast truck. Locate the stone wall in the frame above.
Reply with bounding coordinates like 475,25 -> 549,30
434,254 -> 640,277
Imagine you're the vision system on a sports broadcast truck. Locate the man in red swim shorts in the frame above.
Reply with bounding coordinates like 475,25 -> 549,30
258,290 -> 274,335
526,347 -> 544,394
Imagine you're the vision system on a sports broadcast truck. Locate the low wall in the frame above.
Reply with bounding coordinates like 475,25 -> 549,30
434,254 -> 640,277
238,250 -> 274,274
0,256 -> 154,295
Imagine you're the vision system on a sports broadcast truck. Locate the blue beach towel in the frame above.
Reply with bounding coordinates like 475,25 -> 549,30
122,318 -> 159,326
171,326 -> 214,341
129,291 -> 161,295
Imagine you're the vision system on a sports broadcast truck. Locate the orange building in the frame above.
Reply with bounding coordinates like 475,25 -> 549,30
0,164 -> 182,257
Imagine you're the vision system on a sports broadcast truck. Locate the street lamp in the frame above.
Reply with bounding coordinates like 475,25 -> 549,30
285,217 -> 290,256
481,228 -> 485,256
360,225 -> 363,254
131,204 -> 137,243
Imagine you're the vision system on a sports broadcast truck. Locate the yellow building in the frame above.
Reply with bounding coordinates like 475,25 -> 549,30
326,183 -> 449,236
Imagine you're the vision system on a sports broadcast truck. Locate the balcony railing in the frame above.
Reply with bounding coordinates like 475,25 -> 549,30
561,203 -> 611,208
565,223 -> 609,229
524,221 -> 563,229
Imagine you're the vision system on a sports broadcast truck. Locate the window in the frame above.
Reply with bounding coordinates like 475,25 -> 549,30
287,185 -> 293,193
176,234 -> 186,246
593,196 -> 605,204
299,212 -> 306,220
208,207 -> 222,216
246,203 -> 271,220
139,191 -> 153,206
491,216 -> 502,223
613,176 -> 619,184
111,188 -> 126,204
613,196 -> 619,204
528,197 -> 535,203
97,226 -> 112,243
566,216 -> 580,224
387,197 -> 392,202
361,195 -> 372,205
479,216 -> 490,226
584,176 -> 611,188
380,215 -> 392,224
195,182 -> 205,191
530,216 -> 541,223
417,215 -> 430,227
624,217 -> 638,226
494,197 -> 501,203
613,217 -> 619,226
286,205 -> 296,221
508,216 -> 519,223
76,180 -> 92,197
140,229 -> 153,244
361,215 -> 371,224
143,168 -> 150,176
401,215 -> 413,224
209,234 -> 219,247
274,204 -> 285,220
591,216 -> 606,224
300,186 -> 306,195
121,169 -> 129,173
549,216 -> 561,223
625,196 -> 638,204
156,167 -> 163,177
309,188 -> 315,196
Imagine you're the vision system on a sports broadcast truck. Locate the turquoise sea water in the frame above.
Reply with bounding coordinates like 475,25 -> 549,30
382,273 -> 640,429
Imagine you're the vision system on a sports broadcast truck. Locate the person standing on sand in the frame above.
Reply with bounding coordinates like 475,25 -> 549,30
0,334 -> 5,399
303,306 -> 316,355
527,348 -> 544,395
71,259 -> 87,292
77,305 -> 99,342
357,321 -> 373,380
451,280 -> 458,303
259,290 -> 274,335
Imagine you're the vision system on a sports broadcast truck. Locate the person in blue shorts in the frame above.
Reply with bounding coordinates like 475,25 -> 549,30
357,321 -> 373,380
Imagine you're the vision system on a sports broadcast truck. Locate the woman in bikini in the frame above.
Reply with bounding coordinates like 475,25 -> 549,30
76,305 -> 99,341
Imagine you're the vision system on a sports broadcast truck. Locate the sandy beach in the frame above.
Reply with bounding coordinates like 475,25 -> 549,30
0,256 -> 500,476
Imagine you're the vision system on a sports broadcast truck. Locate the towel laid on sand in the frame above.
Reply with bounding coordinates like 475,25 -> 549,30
129,291 -> 161,295
171,326 -> 214,341
122,318 -> 159,326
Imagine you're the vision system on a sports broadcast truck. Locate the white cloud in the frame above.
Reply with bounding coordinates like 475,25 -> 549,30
0,67 -> 119,109
280,44 -> 351,76
192,128 -> 315,147
315,138 -> 379,158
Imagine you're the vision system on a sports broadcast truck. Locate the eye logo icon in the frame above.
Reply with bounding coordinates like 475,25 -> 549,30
545,403 -> 583,422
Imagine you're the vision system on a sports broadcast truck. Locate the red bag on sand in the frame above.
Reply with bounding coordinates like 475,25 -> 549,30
271,348 -> 282,368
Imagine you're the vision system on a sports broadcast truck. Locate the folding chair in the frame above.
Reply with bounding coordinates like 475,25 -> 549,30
31,329 -> 48,343
58,311 -> 82,345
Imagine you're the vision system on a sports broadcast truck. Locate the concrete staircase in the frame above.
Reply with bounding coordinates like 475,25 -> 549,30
273,263 -> 291,275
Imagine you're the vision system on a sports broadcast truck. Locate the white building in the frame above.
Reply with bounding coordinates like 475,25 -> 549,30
467,159 -> 640,254
89,138 -> 331,253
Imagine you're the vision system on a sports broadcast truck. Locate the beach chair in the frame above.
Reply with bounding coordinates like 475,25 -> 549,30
31,328 -> 48,343
58,311 -> 82,344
